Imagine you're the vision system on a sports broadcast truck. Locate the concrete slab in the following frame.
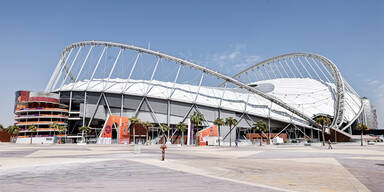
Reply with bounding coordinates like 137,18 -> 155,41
0,143 -> 382,192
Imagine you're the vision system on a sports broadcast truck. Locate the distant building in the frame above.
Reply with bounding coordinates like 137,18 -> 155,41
360,98 -> 378,129
14,91 -> 68,144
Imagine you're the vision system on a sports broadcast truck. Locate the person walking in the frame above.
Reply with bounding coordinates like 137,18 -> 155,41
327,140 -> 333,149
235,139 -> 238,147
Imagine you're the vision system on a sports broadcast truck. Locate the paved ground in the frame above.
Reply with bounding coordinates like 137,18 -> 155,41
0,143 -> 383,192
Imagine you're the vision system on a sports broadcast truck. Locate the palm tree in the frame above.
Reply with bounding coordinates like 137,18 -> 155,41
190,112 -> 205,144
142,121 -> 153,144
314,116 -> 331,146
49,122 -> 60,136
253,120 -> 268,146
57,125 -> 67,144
58,125 -> 67,134
225,117 -> 238,147
175,122 -> 187,145
214,118 -> 225,146
7,125 -> 19,142
159,123 -> 169,144
28,125 -> 37,144
356,123 -> 369,146
130,116 -> 141,144
78,126 -> 91,143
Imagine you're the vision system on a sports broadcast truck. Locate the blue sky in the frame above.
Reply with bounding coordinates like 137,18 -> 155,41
0,0 -> 383,128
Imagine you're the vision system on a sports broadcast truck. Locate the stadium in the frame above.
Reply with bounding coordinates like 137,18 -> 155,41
13,40 -> 378,144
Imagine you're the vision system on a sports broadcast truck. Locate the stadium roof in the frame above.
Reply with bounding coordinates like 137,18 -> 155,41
60,77 -> 360,128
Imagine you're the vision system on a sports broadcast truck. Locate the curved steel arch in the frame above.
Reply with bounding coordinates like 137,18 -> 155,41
46,40 -> 352,133
220,53 -> 357,131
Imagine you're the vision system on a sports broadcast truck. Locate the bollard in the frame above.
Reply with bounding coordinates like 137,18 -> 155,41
160,144 -> 167,161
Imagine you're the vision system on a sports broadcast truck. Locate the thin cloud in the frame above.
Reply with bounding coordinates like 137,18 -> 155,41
367,79 -> 381,85
229,51 -> 240,60
200,44 -> 262,75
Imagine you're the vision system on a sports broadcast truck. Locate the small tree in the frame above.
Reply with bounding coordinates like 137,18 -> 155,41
191,112 -> 205,127
49,122 -> 60,136
225,117 -> 238,147
159,123 -> 169,144
78,126 -> 91,143
142,121 -> 153,144
28,125 -> 37,144
314,116 -> 331,146
175,122 -> 187,145
190,112 -> 205,144
253,120 -> 269,146
0,124 -> 3,132
58,125 -> 67,134
130,116 -> 141,144
7,125 -> 19,142
356,123 -> 369,146
57,125 -> 67,144
214,118 -> 225,146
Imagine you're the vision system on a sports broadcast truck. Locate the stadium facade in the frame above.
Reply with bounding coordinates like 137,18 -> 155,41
13,41 -> 378,144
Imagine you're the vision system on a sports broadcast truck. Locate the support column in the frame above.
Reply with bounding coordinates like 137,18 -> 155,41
311,128 -> 313,140
69,91 -> 73,112
317,129 -> 320,142
187,118 -> 191,145
268,101 -> 272,144
81,91 -> 87,142
218,108 -> 221,146
167,100 -> 171,143
82,92 -> 87,127
120,95 -> 124,117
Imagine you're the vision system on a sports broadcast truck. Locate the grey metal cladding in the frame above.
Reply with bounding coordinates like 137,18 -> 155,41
219,109 -> 236,119
196,105 -> 218,122
59,91 -> 70,102
123,95 -> 142,110
80,103 -> 106,120
70,91 -> 85,103
109,107 -> 121,115
236,118 -> 249,128
104,93 -> 122,108
139,101 -> 150,112
147,98 -> 167,114
170,101 -> 192,117
86,92 -> 101,105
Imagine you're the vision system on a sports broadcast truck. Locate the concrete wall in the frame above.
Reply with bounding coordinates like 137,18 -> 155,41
16,137 -> 55,144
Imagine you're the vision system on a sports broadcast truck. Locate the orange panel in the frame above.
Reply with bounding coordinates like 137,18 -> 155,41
118,117 -> 130,144
199,125 -> 217,146
100,115 -> 130,144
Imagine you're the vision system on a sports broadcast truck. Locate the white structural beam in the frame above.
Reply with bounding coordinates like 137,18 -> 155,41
52,49 -> 73,91
297,57 -> 312,79
74,46 -> 94,84
168,64 -> 182,99
304,57 -> 322,80
45,57 -> 64,92
86,47 -> 107,91
107,49 -> 122,81
60,47 -> 83,90
278,60 -> 290,78
290,58 -> 304,78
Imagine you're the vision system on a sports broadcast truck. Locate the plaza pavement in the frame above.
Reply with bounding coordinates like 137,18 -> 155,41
0,142 -> 383,192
